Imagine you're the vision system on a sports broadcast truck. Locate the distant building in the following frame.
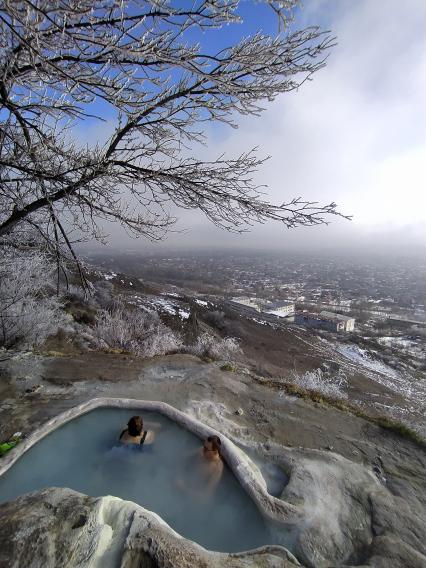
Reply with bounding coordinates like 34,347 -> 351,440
263,300 -> 295,318
295,311 -> 355,332
231,297 -> 295,318
320,311 -> 355,331
231,297 -> 261,311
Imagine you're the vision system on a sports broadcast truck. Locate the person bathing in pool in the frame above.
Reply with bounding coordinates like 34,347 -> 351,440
119,415 -> 157,446
177,435 -> 224,497
202,435 -> 224,489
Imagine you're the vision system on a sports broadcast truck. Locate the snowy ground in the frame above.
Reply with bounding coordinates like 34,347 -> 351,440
376,335 -> 425,359
128,294 -> 190,320
331,342 -> 425,433
335,344 -> 402,382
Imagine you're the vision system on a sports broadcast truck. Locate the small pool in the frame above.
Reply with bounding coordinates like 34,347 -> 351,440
0,408 -> 293,552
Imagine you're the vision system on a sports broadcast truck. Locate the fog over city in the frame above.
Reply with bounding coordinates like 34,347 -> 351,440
81,0 -> 426,255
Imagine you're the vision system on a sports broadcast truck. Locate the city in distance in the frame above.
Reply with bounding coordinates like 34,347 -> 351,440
84,246 -> 426,434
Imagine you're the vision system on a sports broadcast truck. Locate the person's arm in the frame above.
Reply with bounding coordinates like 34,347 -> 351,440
142,430 -> 156,445
119,429 -> 127,440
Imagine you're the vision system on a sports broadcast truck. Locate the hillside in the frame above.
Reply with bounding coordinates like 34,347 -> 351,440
0,266 -> 425,567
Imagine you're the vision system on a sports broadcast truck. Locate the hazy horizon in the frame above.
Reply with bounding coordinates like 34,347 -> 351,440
79,234 -> 426,261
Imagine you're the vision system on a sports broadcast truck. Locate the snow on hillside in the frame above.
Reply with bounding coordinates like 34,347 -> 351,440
104,271 -> 117,280
331,343 -> 425,420
127,293 -> 192,320
336,344 -> 402,381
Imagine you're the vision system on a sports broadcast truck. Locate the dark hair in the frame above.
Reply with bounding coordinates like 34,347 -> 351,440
207,435 -> 221,453
127,416 -> 143,437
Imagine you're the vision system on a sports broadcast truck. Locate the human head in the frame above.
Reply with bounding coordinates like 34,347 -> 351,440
127,416 -> 143,436
204,435 -> 221,453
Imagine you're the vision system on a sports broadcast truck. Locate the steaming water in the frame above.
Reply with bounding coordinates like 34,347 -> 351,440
0,408 -> 293,552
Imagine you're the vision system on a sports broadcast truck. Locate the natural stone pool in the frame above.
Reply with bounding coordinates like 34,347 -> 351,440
0,407 -> 294,553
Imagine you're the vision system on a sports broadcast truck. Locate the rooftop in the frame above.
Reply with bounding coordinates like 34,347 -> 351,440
320,311 -> 355,323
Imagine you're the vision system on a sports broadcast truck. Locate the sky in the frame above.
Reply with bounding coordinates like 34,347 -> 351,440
79,0 -> 426,255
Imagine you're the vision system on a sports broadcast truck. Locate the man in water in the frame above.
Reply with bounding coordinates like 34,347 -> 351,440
177,435 -> 224,498
202,435 -> 224,490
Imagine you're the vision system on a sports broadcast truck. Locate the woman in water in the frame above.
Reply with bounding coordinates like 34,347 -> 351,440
119,415 -> 156,446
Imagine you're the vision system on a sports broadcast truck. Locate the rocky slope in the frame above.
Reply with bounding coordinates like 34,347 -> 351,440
0,487 -> 299,568
0,352 -> 425,567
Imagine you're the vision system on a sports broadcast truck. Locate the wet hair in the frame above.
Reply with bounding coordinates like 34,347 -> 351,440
207,435 -> 221,453
127,416 -> 143,437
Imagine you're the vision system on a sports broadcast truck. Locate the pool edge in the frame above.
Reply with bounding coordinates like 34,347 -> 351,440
0,397 -> 300,528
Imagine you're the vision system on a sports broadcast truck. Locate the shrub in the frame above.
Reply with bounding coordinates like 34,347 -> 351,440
204,310 -> 226,330
94,303 -> 182,357
1,296 -> 64,349
61,284 -> 97,324
220,362 -> 236,372
286,368 -> 348,400
186,333 -> 241,360
62,284 -> 87,303
93,281 -> 117,310
70,307 -> 97,326
0,248 -> 64,349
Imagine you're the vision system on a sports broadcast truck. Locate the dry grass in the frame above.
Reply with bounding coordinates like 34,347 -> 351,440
41,350 -> 70,358
220,362 -> 237,372
100,346 -> 132,355
253,375 -> 426,448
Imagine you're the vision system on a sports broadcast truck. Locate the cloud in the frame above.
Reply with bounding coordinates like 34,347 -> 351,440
80,0 -> 426,254
159,0 -> 426,251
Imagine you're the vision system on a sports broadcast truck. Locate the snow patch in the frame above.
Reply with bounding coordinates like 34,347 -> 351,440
265,310 -> 292,318
251,318 -> 269,326
336,344 -> 401,380
104,272 -> 117,281
331,342 -> 426,430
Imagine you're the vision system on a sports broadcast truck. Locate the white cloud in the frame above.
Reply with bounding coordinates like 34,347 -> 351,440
79,0 -> 426,253
173,0 -> 426,250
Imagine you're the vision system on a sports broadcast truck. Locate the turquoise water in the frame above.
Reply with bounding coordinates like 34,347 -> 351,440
0,408 -> 293,552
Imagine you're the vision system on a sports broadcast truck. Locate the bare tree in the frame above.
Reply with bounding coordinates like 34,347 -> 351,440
0,0 -> 346,271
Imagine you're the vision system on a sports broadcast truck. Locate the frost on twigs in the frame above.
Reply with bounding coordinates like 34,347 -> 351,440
94,302 -> 182,357
285,368 -> 348,400
94,297 -> 241,360
0,247 -> 65,349
186,333 -> 241,361
0,0 -> 345,277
